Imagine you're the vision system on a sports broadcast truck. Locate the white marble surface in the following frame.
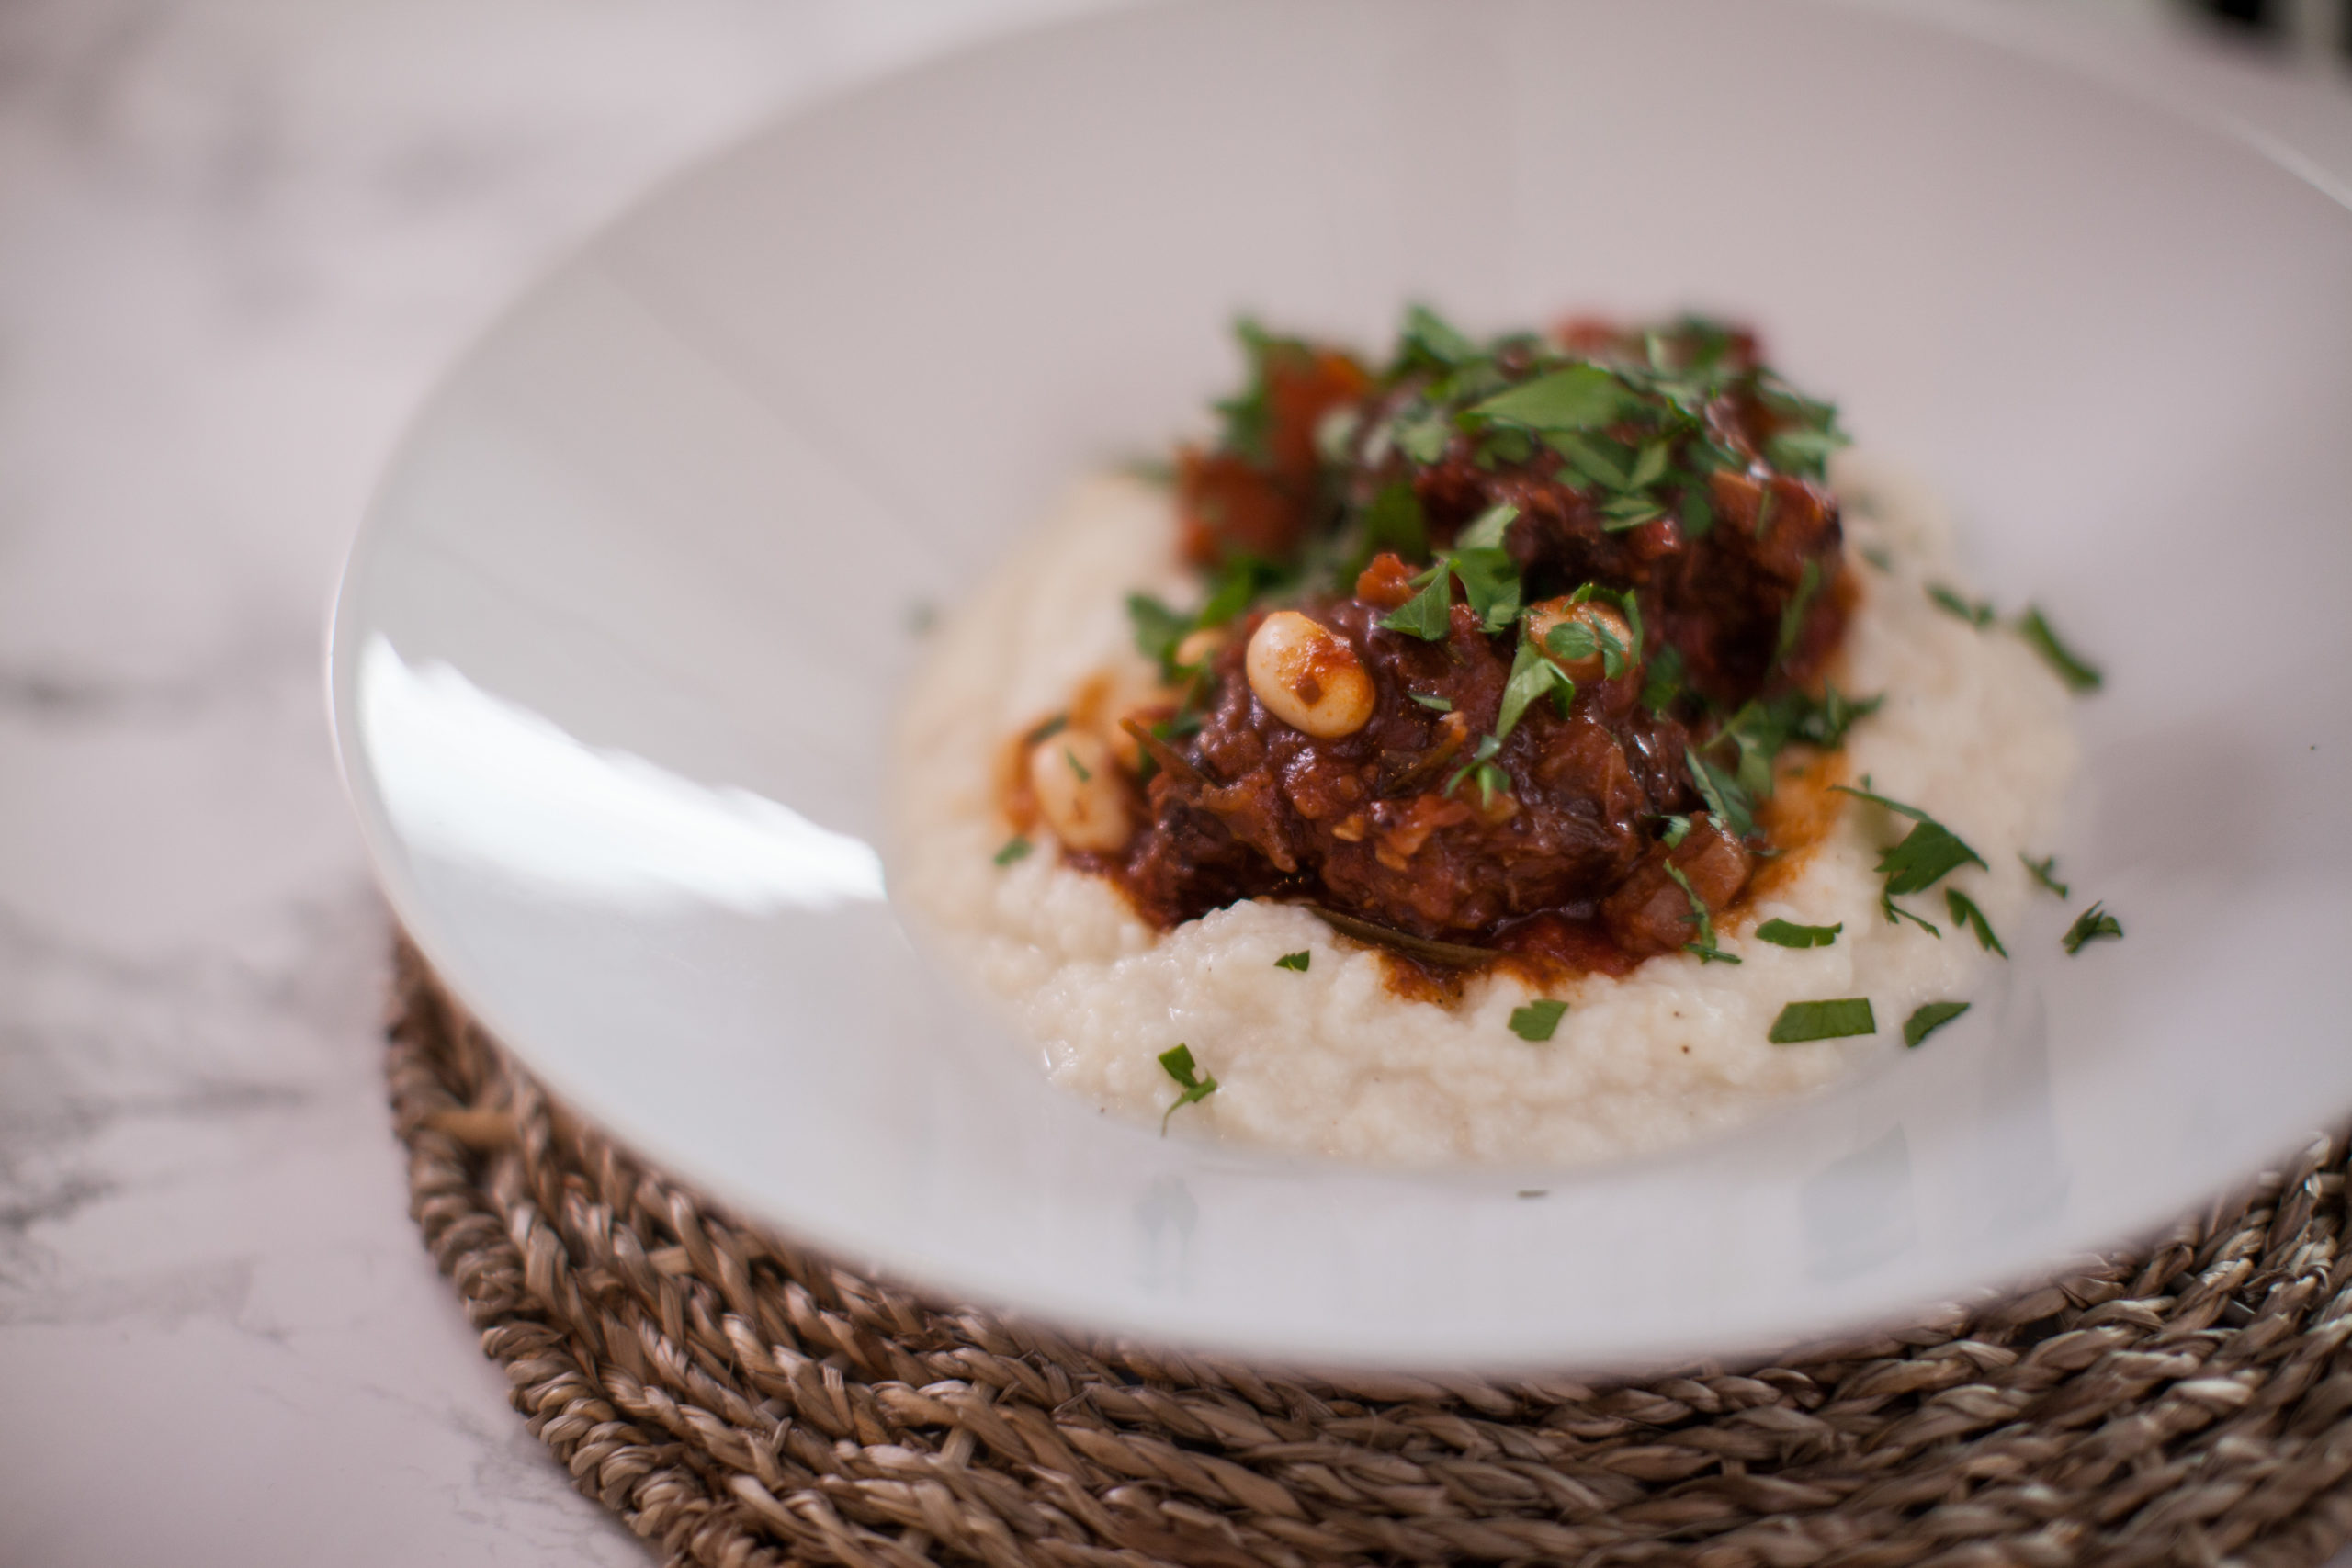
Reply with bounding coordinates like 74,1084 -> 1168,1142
0,3 -> 2344,1565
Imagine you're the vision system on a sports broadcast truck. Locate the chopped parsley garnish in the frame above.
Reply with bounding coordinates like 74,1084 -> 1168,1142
1510,999 -> 1568,1041
1408,692 -> 1453,712
1709,685 -> 1881,802
1210,319 -> 1297,463
1274,951 -> 1310,972
994,837 -> 1032,866
1380,545 -> 1524,641
1448,548 -> 1522,633
1023,713 -> 1069,746
1544,615 -> 1631,679
1380,566 -> 1454,640
1398,302 -> 1480,369
1196,553 -> 1285,628
1396,416 -> 1451,464
1666,861 -> 1741,964
1769,998 -> 1876,1043
1358,482 -> 1429,567
1496,634 -> 1575,740
1832,784 -> 1986,896
1775,558 -> 1823,665
1641,644 -> 1686,715
1755,919 -> 1841,948
2021,853 -> 2069,898
1928,584 -> 1995,627
1469,363 -> 1627,433
1659,814 -> 1691,848
2017,606 -> 2104,693
1685,746 -> 1757,840
1063,747 -> 1091,784
1944,887 -> 2006,956
2063,902 -> 2124,955
1157,1044 -> 1219,1131
1903,1001 -> 1970,1048
1883,896 -> 1941,937
1455,501 -> 1519,551
1443,734 -> 1505,800
1126,592 -> 1190,674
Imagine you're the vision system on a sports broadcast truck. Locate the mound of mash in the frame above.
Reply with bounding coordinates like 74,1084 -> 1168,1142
890,459 -> 2076,1165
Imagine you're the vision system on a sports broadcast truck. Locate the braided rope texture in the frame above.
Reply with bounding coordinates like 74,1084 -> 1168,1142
389,943 -> 2352,1568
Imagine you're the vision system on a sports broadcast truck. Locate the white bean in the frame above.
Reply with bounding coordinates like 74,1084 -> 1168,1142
1244,610 -> 1375,739
1029,730 -> 1132,852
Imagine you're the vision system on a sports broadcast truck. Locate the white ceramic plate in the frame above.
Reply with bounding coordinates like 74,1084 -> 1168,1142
332,0 -> 2352,1371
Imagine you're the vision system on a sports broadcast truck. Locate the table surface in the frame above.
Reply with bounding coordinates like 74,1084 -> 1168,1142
2,3 -> 2346,1563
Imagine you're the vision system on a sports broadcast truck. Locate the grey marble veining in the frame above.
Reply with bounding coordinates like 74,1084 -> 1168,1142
0,2 -> 2343,1565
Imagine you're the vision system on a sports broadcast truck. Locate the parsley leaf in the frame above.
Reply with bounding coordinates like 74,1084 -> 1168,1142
1455,501 -> 1519,551
1063,747 -> 1091,784
1158,1044 -> 1220,1131
1023,713 -> 1069,746
2021,853 -> 2069,898
1126,593 -> 1189,673
1764,426 -> 1849,481
1878,821 -> 1986,895
1496,635 -> 1575,741
1755,919 -> 1841,948
1470,364 -> 1626,433
1666,862 -> 1742,964
2063,902 -> 2124,955
1379,568 -> 1453,640
1769,998 -> 1877,1043
1510,999 -> 1568,1042
1274,951 -> 1310,972
1883,893 -> 1941,936
1660,814 -> 1691,848
1903,1000 -> 1970,1047
1944,887 -> 2006,955
1679,485 -> 1716,539
1444,734 -> 1503,799
1832,784 -> 1986,895
1641,644 -> 1687,715
1197,553 -> 1284,628
994,837 -> 1032,866
1399,303 -> 1480,369
1359,481 -> 1429,565
1776,557 -> 1823,665
1408,692 -> 1453,712
1447,547 -> 1522,632
1686,746 -> 1757,839
1396,414 -> 1453,465
1211,319 -> 1288,462
2017,606 -> 2104,693
1382,547 -> 1522,640
1928,583 -> 1995,627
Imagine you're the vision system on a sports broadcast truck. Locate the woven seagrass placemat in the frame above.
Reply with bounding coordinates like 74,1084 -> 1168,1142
387,942 -> 2352,1567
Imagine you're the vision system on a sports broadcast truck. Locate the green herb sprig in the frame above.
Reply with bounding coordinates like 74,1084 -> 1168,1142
1770,998 -> 1876,1043
2063,902 -> 2124,955
2021,854 -> 2068,898
1755,919 -> 1841,949
1510,999 -> 1567,1042
1904,1001 -> 1970,1047
1158,1044 -> 1219,1131
1944,888 -> 2006,956
2017,606 -> 2103,693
